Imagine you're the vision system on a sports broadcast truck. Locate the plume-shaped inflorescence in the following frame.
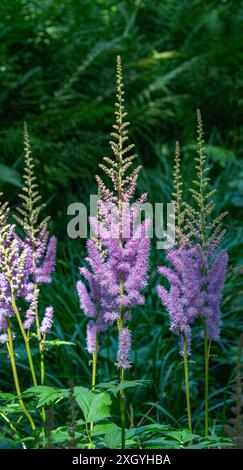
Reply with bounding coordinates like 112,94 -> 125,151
0,125 -> 56,346
13,123 -> 56,334
77,56 -> 150,368
157,112 -> 228,354
157,244 -> 228,354
15,123 -> 57,282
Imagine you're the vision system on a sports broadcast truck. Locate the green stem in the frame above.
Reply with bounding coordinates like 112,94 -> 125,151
118,272 -> 126,449
204,320 -> 210,437
116,59 -> 126,449
35,301 -> 46,434
0,411 -> 19,437
85,422 -> 95,449
119,366 -> 126,449
11,293 -> 37,387
183,335 -> 192,433
91,340 -> 98,392
35,310 -> 45,384
13,289 -> 46,441
6,319 -> 38,447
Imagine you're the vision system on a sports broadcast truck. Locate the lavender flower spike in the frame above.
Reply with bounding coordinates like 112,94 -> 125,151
35,236 -> 57,284
23,287 -> 39,330
116,327 -> 132,369
40,306 -> 54,335
86,320 -> 97,354
202,249 -> 228,340
76,280 -> 97,318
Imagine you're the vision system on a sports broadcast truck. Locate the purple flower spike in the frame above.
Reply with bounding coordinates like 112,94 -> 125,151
86,320 -> 97,354
157,243 -> 228,353
35,236 -> 57,284
77,57 -> 150,366
77,280 -> 97,318
40,306 -> 54,335
116,327 -> 132,369
23,288 -> 39,330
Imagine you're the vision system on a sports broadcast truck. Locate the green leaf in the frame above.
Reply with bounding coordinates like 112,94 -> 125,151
91,423 -> 121,448
103,423 -> 121,449
97,379 -> 146,396
116,380 -> 147,394
26,386 -> 69,408
0,391 -> 16,401
73,387 -> 92,420
90,423 -> 114,437
127,424 -> 170,438
143,439 -> 180,449
0,403 -> 25,415
74,386 -> 111,423
47,426 -> 85,445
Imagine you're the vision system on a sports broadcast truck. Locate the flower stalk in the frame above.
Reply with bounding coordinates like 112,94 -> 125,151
6,318 -> 38,445
118,272 -> 126,448
183,335 -> 192,433
11,293 -> 37,387
90,335 -> 98,433
204,320 -> 211,437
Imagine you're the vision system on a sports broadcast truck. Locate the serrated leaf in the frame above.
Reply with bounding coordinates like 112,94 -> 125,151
73,387 -> 92,420
103,423 -> 121,449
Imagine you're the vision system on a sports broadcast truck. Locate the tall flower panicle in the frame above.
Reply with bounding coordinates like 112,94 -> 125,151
13,123 -> 56,332
157,112 -> 228,353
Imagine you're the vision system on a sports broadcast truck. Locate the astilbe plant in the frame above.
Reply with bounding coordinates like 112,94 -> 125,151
77,56 -> 150,447
0,125 -> 56,446
157,112 -> 228,435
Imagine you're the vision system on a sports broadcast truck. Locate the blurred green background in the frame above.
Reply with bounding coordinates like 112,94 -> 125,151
0,0 -> 242,437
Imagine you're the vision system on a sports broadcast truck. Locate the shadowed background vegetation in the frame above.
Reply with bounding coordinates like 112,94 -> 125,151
0,0 -> 242,443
